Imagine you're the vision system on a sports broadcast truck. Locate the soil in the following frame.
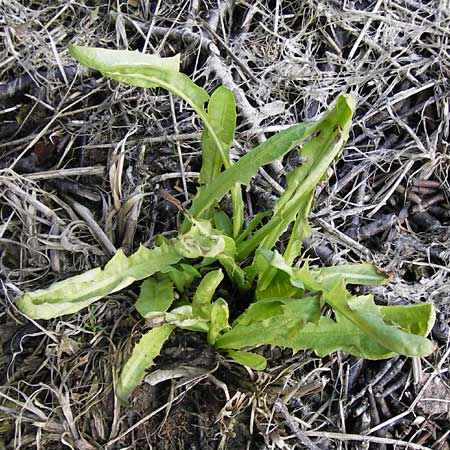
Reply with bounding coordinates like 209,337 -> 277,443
1,1 -> 449,449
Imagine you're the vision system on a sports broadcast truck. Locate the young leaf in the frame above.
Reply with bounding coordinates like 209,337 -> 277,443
116,324 -> 174,404
254,250 -> 304,300
199,86 -> 236,185
227,350 -> 267,370
17,242 -> 182,320
175,219 -> 227,259
213,210 -> 233,237
235,211 -> 272,245
135,276 -> 174,318
283,189 -> 314,264
148,305 -> 210,332
192,269 -> 224,319
208,298 -> 230,345
198,86 -> 243,238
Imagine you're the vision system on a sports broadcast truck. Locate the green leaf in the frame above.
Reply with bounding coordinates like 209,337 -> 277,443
381,303 -> 435,336
215,295 -> 321,349
68,44 -> 208,109
311,263 -> 392,288
288,315 -> 395,359
283,189 -> 314,264
208,298 -> 230,345
254,250 -> 304,300
287,302 -> 436,359
69,46 -> 244,231
226,350 -> 267,370
259,95 -> 355,253
199,86 -> 236,185
235,211 -> 272,245
324,280 -> 436,357
218,237 -> 249,291
135,276 -> 174,318
166,264 -> 200,292
68,45 -> 180,82
192,269 -> 224,319
198,86 -> 243,238
213,210 -> 233,237
188,120 -> 320,222
175,219 -> 227,259
116,324 -> 174,404
16,243 -> 182,319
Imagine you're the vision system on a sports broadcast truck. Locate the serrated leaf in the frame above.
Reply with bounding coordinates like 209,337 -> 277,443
289,302 -> 436,359
215,295 -> 321,349
324,280 -> 435,357
136,276 -> 174,318
227,350 -> 267,370
208,298 -> 230,345
16,243 -> 182,319
116,324 -> 174,404
288,314 -> 395,359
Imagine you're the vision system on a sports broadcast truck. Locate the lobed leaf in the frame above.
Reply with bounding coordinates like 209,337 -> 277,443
324,281 -> 436,357
287,302 -> 436,359
215,295 -> 321,349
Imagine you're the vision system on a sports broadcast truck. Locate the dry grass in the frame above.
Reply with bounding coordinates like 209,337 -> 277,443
1,0 -> 449,449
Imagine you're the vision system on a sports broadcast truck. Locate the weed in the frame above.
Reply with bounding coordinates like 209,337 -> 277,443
16,46 -> 435,403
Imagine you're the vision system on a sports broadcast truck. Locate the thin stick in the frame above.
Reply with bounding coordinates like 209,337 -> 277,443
1,166 -> 105,181
299,431 -> 432,450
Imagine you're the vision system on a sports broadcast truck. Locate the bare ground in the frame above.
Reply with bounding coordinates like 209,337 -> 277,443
0,1 -> 449,449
